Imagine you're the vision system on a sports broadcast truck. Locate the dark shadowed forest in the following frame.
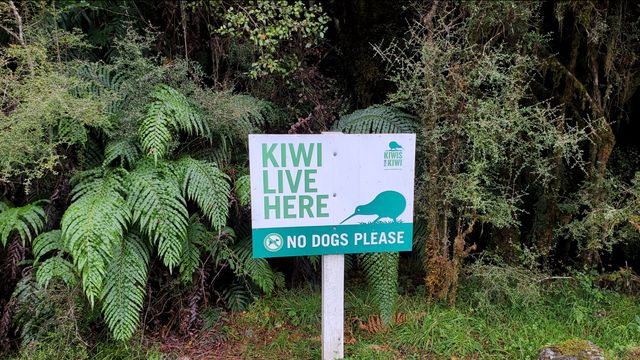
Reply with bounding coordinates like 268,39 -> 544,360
0,1 -> 639,359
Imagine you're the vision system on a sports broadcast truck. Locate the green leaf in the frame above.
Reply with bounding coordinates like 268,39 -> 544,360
0,201 -> 46,247
359,252 -> 399,325
101,233 -> 150,341
62,170 -> 130,307
127,161 -> 188,270
35,255 -> 77,288
139,85 -> 209,162
235,174 -> 251,207
103,138 -> 140,168
332,105 -> 418,134
33,230 -> 64,262
175,157 -> 231,230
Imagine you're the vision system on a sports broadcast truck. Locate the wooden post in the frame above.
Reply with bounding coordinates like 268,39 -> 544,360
322,254 -> 344,360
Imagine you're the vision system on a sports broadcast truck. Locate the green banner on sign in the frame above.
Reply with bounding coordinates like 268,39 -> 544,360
253,222 -> 413,258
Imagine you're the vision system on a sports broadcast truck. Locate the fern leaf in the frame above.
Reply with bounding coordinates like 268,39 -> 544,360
222,281 -> 251,311
101,233 -> 150,341
127,161 -> 188,270
62,170 -> 131,307
228,239 -> 283,295
139,85 -> 209,162
180,216 -> 209,284
103,138 -> 140,168
35,255 -> 77,288
359,252 -> 399,325
139,103 -> 173,163
332,105 -> 418,134
175,157 -> 230,230
235,174 -> 251,207
0,201 -> 46,247
75,63 -> 127,114
32,230 -> 64,262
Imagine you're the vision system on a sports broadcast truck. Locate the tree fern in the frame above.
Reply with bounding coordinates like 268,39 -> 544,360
103,138 -> 140,168
101,233 -> 150,341
359,252 -> 399,325
235,174 -> 251,207
332,105 -> 418,134
174,157 -> 230,230
0,201 -> 46,247
334,105 -> 416,323
139,85 -> 209,162
127,161 -> 188,270
62,169 -> 131,307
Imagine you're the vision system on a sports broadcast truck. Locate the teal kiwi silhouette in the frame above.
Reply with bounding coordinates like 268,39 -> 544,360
340,190 -> 407,224
388,141 -> 403,150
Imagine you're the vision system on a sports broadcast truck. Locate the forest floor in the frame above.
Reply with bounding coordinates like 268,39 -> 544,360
8,269 -> 640,360
160,275 -> 640,360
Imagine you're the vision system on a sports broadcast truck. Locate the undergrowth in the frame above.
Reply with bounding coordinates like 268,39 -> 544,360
6,265 -> 640,359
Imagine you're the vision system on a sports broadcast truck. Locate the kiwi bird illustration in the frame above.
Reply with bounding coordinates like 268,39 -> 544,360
388,141 -> 403,150
340,191 -> 407,224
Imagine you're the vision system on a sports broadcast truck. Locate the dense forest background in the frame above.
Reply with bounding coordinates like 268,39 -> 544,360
0,0 -> 639,358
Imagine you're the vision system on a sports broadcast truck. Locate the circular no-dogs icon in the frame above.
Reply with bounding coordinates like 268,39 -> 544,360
263,233 -> 284,252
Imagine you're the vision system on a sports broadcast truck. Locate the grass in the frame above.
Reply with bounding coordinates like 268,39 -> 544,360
213,268 -> 640,359
7,266 -> 640,359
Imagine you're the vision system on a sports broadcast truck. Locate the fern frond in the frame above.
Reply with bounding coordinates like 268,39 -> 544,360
332,105 -> 418,134
103,138 -> 140,168
101,233 -> 149,341
222,281 -> 251,311
139,103 -> 173,163
139,85 -> 209,162
0,201 -> 8,212
62,170 -> 131,307
35,255 -> 77,288
201,91 -> 288,140
75,63 -> 127,114
33,230 -> 64,262
127,161 -> 188,270
180,216 -> 210,284
228,239 -> 283,295
175,157 -> 230,230
0,201 -> 46,247
359,252 -> 399,325
235,174 -> 251,207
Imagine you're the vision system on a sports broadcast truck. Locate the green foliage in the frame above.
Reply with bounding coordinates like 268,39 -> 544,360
139,85 -> 209,163
334,105 -> 415,323
223,281 -> 252,312
559,172 -> 640,263
179,216 -> 210,284
0,67 -> 112,184
175,157 -> 230,230
231,239 -> 284,295
217,1 -> 329,78
62,169 -> 131,307
101,234 -> 149,341
332,105 -> 419,134
127,161 -> 188,270
0,201 -> 46,246
235,174 -> 251,207
35,256 -> 77,289
103,138 -> 140,168
358,252 -> 399,325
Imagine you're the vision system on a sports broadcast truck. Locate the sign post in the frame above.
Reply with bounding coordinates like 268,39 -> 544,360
249,133 -> 415,359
